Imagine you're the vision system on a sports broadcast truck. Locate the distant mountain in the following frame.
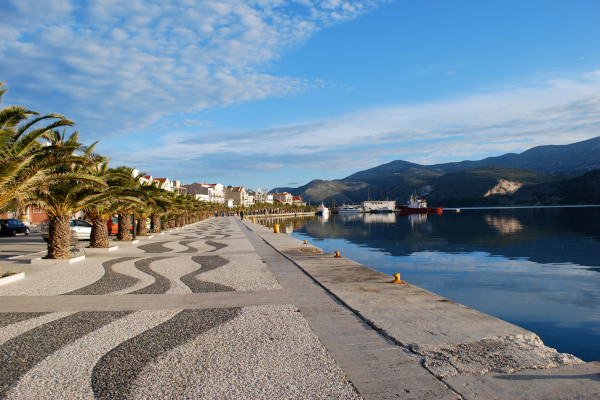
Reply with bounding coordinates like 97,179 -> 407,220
271,136 -> 600,206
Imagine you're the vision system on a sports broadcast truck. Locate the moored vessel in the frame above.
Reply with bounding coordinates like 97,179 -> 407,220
316,202 -> 329,216
397,193 -> 443,214
336,204 -> 363,213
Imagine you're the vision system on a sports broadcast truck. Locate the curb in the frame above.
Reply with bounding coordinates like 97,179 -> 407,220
0,272 -> 25,286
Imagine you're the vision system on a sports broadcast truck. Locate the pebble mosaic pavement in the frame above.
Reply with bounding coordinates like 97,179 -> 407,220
0,218 -> 362,399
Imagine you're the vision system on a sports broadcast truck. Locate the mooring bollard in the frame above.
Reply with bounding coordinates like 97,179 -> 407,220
303,240 -> 308,244
392,273 -> 403,284
252,217 -> 256,223
334,250 -> 341,258
273,224 -> 280,233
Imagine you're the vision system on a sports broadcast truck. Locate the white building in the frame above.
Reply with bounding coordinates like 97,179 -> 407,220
183,183 -> 225,204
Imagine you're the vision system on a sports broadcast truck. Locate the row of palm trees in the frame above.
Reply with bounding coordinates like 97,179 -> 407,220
0,82 -> 229,259
1,81 -> 316,261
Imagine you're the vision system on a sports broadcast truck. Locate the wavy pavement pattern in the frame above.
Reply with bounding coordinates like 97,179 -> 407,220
177,239 -> 201,253
181,256 -> 233,293
65,257 -> 140,296
92,308 -> 241,400
0,311 -> 132,398
137,241 -> 174,253
205,240 -> 228,252
130,257 -> 172,294
0,313 -> 48,329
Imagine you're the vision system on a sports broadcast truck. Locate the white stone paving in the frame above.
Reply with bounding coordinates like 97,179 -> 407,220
5,310 -> 180,400
131,305 -> 361,400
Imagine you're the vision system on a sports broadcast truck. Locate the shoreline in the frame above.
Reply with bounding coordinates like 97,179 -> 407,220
243,218 -> 600,397
1,217 -> 598,398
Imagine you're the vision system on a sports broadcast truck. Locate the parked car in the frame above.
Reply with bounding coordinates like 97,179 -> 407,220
41,219 -> 92,241
0,219 -> 30,236
107,216 -> 133,235
107,216 -> 119,235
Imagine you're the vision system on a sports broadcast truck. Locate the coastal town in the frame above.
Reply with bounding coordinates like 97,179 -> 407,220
1,169 -> 307,226
2,1 -> 599,399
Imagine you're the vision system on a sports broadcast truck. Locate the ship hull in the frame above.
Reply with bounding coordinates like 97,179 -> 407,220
397,207 -> 443,215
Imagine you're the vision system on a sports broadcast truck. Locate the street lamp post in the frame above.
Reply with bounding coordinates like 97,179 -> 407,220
132,210 -> 137,240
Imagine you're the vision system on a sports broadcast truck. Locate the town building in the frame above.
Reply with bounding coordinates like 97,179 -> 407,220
225,186 -> 255,207
292,195 -> 306,207
183,183 -> 225,204
272,192 -> 293,204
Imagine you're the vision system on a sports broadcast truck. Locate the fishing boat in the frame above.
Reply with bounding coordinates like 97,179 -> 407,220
397,193 -> 443,214
316,202 -> 329,216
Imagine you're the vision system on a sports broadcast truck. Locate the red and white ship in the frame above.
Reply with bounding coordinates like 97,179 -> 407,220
397,193 -> 443,214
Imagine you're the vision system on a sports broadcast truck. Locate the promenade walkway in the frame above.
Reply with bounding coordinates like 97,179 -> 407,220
0,217 -> 598,399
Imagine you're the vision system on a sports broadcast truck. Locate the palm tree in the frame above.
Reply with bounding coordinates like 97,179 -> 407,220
31,130 -> 107,259
133,182 -> 170,236
0,81 -> 74,209
85,165 -> 143,248
109,166 -> 151,241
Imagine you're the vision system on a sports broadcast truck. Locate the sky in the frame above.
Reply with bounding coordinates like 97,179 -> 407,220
1,0 -> 599,190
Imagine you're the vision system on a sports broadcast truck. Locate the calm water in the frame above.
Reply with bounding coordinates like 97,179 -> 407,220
285,207 -> 600,362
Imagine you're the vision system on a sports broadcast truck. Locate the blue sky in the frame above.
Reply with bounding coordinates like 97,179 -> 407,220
1,0 -> 599,190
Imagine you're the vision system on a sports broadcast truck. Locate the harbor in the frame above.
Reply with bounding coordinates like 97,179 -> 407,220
0,216 -> 598,399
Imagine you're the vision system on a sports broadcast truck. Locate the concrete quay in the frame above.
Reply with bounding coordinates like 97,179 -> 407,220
0,217 -> 597,399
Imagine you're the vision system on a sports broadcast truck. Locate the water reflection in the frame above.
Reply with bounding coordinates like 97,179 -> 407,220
288,206 -> 600,362
485,214 -> 524,234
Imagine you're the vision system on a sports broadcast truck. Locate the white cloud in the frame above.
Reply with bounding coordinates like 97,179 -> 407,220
109,71 -> 600,172
0,0 -> 385,136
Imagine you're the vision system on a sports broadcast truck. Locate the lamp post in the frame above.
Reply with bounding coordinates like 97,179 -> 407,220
132,210 -> 137,240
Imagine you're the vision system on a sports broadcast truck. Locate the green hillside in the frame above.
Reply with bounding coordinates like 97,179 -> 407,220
271,137 -> 600,206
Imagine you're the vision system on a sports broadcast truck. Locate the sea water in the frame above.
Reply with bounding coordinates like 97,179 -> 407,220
290,206 -> 600,362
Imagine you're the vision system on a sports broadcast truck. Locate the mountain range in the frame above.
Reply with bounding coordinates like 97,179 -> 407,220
272,136 -> 600,207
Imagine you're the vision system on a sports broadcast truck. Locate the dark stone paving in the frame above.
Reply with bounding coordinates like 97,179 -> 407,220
205,240 -> 227,252
137,241 -> 173,253
66,257 -> 140,296
0,311 -> 132,398
91,308 -> 240,400
0,312 -> 48,329
181,256 -> 234,293
177,240 -> 199,253
131,257 -> 171,295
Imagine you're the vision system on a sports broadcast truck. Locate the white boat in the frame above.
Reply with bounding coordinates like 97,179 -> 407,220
337,204 -> 363,213
316,202 -> 329,216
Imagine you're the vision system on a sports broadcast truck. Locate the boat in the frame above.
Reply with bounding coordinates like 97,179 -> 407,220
316,202 -> 329,216
336,204 -> 363,213
397,193 -> 443,214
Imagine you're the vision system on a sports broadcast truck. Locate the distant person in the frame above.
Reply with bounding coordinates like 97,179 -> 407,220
240,211 -> 244,221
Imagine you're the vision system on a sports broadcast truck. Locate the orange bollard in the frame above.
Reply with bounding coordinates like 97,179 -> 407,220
303,240 -> 308,244
334,251 -> 341,258
273,224 -> 280,233
392,273 -> 403,284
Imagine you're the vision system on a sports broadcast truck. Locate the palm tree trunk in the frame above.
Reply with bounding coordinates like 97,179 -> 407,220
117,213 -> 132,241
47,216 -> 72,259
151,215 -> 161,233
89,217 -> 109,248
137,218 -> 148,236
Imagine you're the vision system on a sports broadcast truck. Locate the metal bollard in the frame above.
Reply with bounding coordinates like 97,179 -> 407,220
273,224 -> 280,233
334,251 -> 341,258
392,273 -> 403,284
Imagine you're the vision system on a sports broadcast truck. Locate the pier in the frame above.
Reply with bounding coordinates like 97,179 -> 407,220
0,217 -> 598,399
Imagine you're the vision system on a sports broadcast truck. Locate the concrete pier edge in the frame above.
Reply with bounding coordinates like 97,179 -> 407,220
242,218 -> 600,399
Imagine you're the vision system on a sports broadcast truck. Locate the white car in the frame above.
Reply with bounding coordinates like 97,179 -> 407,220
41,219 -> 93,241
